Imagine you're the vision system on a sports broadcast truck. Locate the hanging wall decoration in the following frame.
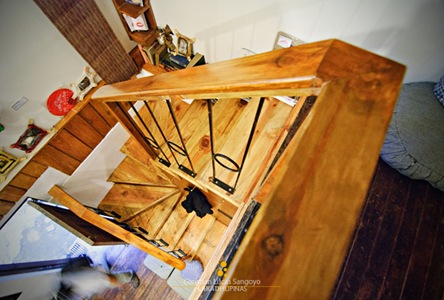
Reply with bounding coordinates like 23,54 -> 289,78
47,88 -> 77,116
70,66 -> 98,101
10,120 -> 49,153
0,148 -> 26,182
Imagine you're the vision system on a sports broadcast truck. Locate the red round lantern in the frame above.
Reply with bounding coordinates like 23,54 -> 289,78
47,88 -> 77,116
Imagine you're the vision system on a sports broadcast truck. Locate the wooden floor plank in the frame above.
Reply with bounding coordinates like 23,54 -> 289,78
93,245 -> 181,300
378,179 -> 429,299
421,187 -> 444,300
356,167 -> 411,299
333,161 -> 394,299
401,184 -> 444,299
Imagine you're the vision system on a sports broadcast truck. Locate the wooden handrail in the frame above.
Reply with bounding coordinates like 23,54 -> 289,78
92,39 -> 403,102
91,39 -> 405,298
48,185 -> 186,270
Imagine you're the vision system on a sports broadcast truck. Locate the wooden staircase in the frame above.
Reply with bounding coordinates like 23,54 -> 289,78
49,39 -> 406,299
99,136 -> 229,269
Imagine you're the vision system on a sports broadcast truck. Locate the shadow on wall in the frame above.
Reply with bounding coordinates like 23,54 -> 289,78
193,1 -> 319,62
357,1 -> 444,82
190,0 -> 443,83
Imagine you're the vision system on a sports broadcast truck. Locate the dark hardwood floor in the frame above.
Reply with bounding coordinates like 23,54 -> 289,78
92,159 -> 444,300
333,159 -> 444,300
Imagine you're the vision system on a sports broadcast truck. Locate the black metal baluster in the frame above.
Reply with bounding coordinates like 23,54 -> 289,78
143,101 -> 181,167
232,97 -> 265,190
165,99 -> 196,177
127,102 -> 171,166
207,97 -> 265,194
207,99 -> 217,181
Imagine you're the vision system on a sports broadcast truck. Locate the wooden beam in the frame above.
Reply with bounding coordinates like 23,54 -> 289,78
48,185 -> 185,270
215,69 -> 405,299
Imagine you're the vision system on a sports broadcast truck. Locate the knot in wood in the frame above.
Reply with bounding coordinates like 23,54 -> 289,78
276,55 -> 293,68
262,234 -> 284,257
200,135 -> 210,149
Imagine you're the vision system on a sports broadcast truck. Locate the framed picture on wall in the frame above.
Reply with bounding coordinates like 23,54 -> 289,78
0,149 -> 26,182
10,120 -> 49,153
273,31 -> 305,50
71,66 -> 98,100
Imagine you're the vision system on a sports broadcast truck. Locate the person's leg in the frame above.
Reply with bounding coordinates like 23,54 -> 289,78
109,270 -> 140,288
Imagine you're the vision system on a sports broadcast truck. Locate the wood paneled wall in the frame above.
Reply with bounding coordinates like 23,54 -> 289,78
0,92 -> 117,221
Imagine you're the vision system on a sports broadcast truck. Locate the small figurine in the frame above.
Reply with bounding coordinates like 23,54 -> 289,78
157,25 -> 176,53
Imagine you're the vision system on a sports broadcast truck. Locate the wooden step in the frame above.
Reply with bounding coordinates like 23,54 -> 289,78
126,191 -> 182,239
194,220 -> 228,268
120,136 -> 151,165
155,195 -> 195,251
99,183 -> 177,221
108,155 -> 174,187
175,214 -> 216,259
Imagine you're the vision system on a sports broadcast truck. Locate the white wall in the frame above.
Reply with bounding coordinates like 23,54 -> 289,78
0,1 -> 86,158
0,1 -> 136,158
150,0 -> 444,83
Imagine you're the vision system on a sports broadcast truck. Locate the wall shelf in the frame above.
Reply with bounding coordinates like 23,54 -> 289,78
112,0 -> 158,46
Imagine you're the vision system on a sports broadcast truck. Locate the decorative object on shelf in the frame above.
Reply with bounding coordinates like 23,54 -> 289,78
174,30 -> 195,61
123,13 -> 149,32
70,66 -> 98,101
0,148 -> 26,183
141,40 -> 165,65
10,120 -> 49,153
157,25 -> 176,53
273,31 -> 305,50
125,0 -> 143,6
160,52 -> 205,72
169,54 -> 191,69
185,53 -> 205,68
47,88 -> 77,116
154,44 -> 167,66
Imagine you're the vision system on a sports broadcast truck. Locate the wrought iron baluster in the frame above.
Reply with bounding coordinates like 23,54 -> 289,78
143,101 -> 181,167
165,99 -> 196,177
207,97 -> 265,194
128,102 -> 171,166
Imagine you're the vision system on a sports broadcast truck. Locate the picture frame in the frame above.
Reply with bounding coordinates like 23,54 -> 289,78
0,148 -> 26,183
273,31 -> 305,50
71,66 -> 98,100
10,120 -> 49,153
173,30 -> 195,61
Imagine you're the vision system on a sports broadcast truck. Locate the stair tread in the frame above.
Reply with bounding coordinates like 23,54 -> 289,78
108,155 -> 173,186
99,183 -> 176,220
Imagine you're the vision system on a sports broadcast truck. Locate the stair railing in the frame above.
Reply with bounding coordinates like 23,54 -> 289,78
92,39 -> 405,299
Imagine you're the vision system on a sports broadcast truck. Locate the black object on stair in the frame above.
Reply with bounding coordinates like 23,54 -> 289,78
181,187 -> 213,218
